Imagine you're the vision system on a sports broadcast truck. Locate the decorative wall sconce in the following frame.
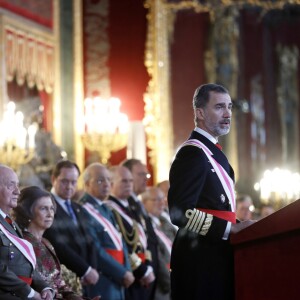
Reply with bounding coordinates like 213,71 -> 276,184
81,97 -> 129,164
0,101 -> 37,171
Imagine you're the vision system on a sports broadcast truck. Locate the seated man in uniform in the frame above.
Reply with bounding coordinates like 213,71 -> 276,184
0,164 -> 53,300
106,165 -> 155,300
80,162 -> 134,300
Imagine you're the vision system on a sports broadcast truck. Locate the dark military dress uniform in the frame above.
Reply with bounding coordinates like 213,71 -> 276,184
0,215 -> 49,299
168,130 -> 236,300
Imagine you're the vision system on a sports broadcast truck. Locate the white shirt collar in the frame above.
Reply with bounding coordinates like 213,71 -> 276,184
194,127 -> 218,144
119,199 -> 129,207
93,196 -> 103,206
131,193 -> 143,202
149,214 -> 161,227
51,191 -> 70,213
0,209 -> 6,218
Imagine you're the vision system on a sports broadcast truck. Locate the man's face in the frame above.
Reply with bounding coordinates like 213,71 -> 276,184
111,167 -> 133,199
236,198 -> 253,221
196,91 -> 232,139
86,166 -> 111,200
143,188 -> 165,217
131,163 -> 149,195
0,167 -> 20,214
52,167 -> 79,200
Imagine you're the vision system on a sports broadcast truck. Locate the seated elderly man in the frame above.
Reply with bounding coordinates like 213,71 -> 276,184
80,162 -> 134,300
141,186 -> 176,300
0,164 -> 53,300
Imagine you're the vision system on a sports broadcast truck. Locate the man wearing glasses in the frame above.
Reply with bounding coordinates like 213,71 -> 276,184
80,162 -> 134,300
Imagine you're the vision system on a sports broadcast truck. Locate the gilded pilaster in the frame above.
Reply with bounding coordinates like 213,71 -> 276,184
277,45 -> 299,170
73,0 -> 85,172
144,0 -> 174,183
206,6 -> 240,180
0,14 -> 7,116
53,0 -> 62,146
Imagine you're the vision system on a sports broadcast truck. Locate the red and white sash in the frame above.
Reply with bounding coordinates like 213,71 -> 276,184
181,139 -> 236,212
83,202 -> 123,250
106,200 -> 147,250
154,227 -> 172,255
0,223 -> 36,268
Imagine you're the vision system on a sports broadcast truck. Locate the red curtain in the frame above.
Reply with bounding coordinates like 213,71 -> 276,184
108,0 -> 149,167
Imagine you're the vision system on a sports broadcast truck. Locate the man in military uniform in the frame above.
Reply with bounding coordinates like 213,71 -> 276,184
168,83 -> 255,300
0,164 -> 53,300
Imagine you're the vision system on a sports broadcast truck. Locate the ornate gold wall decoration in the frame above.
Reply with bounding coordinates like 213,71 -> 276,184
144,0 -> 175,183
206,6 -> 240,178
143,0 -> 299,183
0,13 -> 54,136
83,0 -> 110,98
249,75 -> 265,168
73,0 -> 85,172
53,0 -> 61,146
143,0 -> 237,182
277,44 -> 299,170
4,24 -> 54,94
165,0 -> 300,13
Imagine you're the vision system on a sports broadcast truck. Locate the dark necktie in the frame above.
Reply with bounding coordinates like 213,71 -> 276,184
215,143 -> 222,151
5,215 -> 16,231
65,201 -> 77,225
5,215 -> 13,225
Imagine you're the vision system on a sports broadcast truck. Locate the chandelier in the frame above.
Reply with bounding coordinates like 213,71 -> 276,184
81,97 -> 129,164
254,168 -> 300,210
0,101 -> 38,171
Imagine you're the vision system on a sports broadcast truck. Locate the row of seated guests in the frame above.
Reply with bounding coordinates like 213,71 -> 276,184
14,186 -> 98,300
140,187 -> 177,299
0,164 -> 98,300
0,165 -> 54,300
0,159 -> 176,300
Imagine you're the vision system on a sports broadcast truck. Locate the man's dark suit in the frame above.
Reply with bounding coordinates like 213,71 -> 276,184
44,196 -> 98,296
0,215 -> 49,299
168,130 -> 235,300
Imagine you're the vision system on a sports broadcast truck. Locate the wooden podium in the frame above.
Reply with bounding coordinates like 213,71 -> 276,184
230,199 -> 300,299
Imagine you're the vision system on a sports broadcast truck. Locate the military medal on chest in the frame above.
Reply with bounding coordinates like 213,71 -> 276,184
220,194 -> 226,203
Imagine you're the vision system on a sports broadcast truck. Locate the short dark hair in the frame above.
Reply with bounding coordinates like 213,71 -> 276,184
193,83 -> 229,109
14,186 -> 56,229
121,158 -> 142,172
52,160 -> 81,179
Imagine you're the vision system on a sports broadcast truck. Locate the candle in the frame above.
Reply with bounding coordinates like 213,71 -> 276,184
84,98 -> 93,132
28,123 -> 37,148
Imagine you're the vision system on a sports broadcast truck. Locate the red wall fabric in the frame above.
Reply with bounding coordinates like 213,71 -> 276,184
108,0 -> 150,169
0,0 -> 53,29
39,90 -> 52,131
108,0 -> 149,121
170,10 -> 210,149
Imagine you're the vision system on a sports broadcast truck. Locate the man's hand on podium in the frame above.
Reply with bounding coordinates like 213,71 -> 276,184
230,219 -> 257,234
